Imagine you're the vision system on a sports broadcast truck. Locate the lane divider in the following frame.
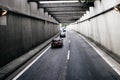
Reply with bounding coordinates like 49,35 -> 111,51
68,40 -> 71,43
12,46 -> 51,80
67,50 -> 70,60
67,39 -> 71,60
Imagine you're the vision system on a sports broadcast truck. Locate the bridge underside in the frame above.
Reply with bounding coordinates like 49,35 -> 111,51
28,0 -> 94,23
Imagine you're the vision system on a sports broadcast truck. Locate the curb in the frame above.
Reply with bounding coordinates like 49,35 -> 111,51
74,30 -> 120,64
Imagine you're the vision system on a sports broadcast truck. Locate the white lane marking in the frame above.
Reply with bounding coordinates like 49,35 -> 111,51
12,46 -> 51,80
68,40 -> 71,43
67,50 -> 70,60
79,34 -> 120,76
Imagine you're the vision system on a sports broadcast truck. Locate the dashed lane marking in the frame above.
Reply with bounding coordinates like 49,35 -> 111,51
67,50 -> 70,60
68,40 -> 71,43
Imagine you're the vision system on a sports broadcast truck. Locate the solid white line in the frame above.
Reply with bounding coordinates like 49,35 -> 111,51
79,34 -> 120,76
92,46 -> 120,76
67,50 -> 70,60
12,46 -> 51,80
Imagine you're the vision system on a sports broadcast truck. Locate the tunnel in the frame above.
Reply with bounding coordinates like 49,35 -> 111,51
0,0 -> 120,80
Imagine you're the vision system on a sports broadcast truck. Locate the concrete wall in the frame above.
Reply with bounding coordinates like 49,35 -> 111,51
69,0 -> 120,57
0,0 -> 59,67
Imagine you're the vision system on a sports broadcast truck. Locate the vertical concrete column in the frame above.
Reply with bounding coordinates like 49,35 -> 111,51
39,8 -> 44,15
78,19 -> 81,32
83,14 -> 86,35
84,13 -> 88,36
80,16 -> 83,34
39,8 -> 45,19
89,7 -> 98,42
87,8 -> 93,39
94,0 -> 112,49
0,16 -> 7,26
52,17 -> 57,23
45,12 -> 49,19
86,11 -> 91,38
0,0 -> 9,7
50,17 -> 54,22
101,0 -> 119,10
94,0 -> 102,45
21,0 -> 30,14
14,0 -> 22,11
89,7 -> 94,40
21,0 -> 32,50
29,2 -> 39,17
48,15 -> 51,18
39,6 -> 56,22
0,0 -> 21,11
94,0 -> 103,14
0,0 -> 30,14
29,2 -> 40,46
77,19 -> 80,32
93,0 -> 101,43
101,0 -> 120,55
85,11 -> 89,37
48,15 -> 52,20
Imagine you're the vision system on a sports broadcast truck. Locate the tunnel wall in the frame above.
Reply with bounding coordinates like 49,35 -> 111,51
69,0 -> 120,57
0,0 -> 59,67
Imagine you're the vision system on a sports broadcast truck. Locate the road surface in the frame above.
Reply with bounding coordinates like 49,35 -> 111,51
12,30 -> 120,80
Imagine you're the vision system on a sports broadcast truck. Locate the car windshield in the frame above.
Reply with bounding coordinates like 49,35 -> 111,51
52,38 -> 61,42
61,33 -> 65,34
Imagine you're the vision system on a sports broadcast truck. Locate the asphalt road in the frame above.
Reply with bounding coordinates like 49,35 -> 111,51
14,30 -> 120,80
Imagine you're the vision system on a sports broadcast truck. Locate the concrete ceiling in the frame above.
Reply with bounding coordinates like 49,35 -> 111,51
28,0 -> 94,23
28,0 -> 79,1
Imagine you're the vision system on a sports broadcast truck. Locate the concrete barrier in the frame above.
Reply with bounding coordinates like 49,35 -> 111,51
0,33 -> 60,80
0,0 -> 59,68
69,0 -> 120,57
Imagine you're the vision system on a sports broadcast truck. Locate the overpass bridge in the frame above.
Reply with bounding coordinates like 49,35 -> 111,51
0,0 -> 120,80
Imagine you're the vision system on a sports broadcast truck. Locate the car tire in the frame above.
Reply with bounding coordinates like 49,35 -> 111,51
51,45 -> 54,48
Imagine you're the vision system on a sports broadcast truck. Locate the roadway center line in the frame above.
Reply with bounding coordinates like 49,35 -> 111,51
67,50 -> 70,60
78,34 -> 120,76
68,40 -> 71,43
12,46 -> 51,80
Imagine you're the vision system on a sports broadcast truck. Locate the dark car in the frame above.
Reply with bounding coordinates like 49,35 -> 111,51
51,38 -> 63,48
63,29 -> 66,32
60,32 -> 66,38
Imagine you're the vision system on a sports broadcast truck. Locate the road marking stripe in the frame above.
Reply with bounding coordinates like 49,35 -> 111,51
79,34 -> 120,76
67,50 -> 70,60
68,40 -> 71,43
12,46 -> 51,80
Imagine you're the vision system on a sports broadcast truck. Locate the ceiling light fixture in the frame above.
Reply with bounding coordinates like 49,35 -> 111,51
0,9 -> 7,16
40,1 -> 79,4
2,10 -> 7,16
114,6 -> 120,11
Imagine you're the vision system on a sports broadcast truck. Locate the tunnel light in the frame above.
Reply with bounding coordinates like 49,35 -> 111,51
81,0 -> 86,3
2,10 -> 7,16
114,7 -> 118,11
40,1 -> 79,4
0,9 -> 7,16
114,5 -> 120,11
